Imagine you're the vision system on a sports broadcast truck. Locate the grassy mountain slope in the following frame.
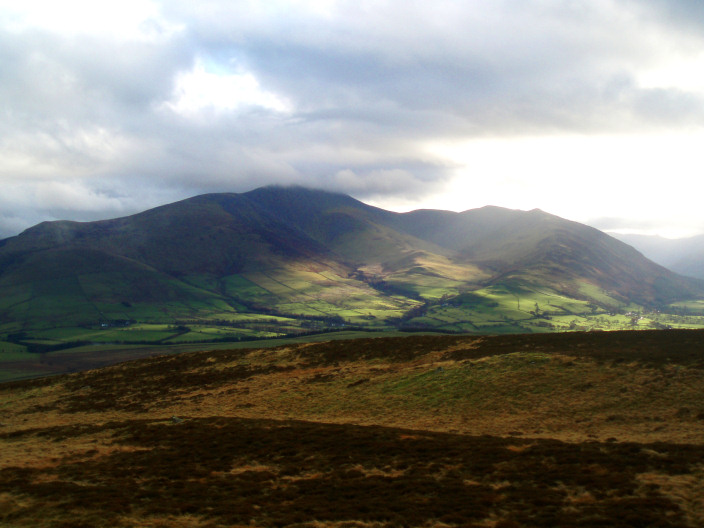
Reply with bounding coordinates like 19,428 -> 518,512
394,206 -> 702,306
1,186 -> 704,352
1,330 -> 704,527
0,190 -> 423,337
243,186 -> 455,268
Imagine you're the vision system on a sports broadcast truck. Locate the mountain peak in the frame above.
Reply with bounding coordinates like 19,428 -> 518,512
244,184 -> 355,201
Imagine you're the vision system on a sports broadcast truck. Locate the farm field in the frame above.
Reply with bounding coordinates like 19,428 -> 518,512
1,330 -> 703,527
4,235 -> 704,388
5,271 -> 704,384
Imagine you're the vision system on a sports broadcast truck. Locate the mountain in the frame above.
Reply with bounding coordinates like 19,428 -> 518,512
1,185 -> 703,348
611,233 -> 704,280
392,206 -> 702,304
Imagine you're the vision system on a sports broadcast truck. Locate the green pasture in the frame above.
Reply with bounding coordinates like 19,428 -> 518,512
244,268 -> 365,300
276,302 -> 336,317
0,341 -> 29,359
234,268 -> 415,322
0,283 -> 33,312
400,280 -> 704,334
0,321 -> 23,335
6,258 -> 704,364
180,274 -> 222,293
19,338 -> 64,346
385,272 -> 463,300
28,327 -> 100,341
226,273 -> 281,301
165,327 -> 281,343
0,369 -> 35,383
576,282 -> 627,308
96,305 -> 160,323
94,326 -> 176,342
76,272 -> 128,300
2,265 -> 419,350
669,299 -> 704,315
26,324 -> 180,344
1,269 -> 250,331
196,312 -> 298,324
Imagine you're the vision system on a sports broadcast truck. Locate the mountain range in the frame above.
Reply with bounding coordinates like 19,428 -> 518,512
1,185 -> 703,348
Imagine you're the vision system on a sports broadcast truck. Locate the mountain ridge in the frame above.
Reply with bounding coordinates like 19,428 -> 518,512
2,185 -> 701,299
1,185 -> 703,350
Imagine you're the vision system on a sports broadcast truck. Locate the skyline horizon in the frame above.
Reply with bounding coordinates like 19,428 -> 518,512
2,1 -> 704,241
1,183 -> 700,242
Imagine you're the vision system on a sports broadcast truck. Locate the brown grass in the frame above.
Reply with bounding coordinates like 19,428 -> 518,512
1,330 -> 704,527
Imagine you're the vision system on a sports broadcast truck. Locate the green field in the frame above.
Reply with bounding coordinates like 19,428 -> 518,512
4,259 -> 704,374
402,279 -> 704,334
0,341 -> 29,359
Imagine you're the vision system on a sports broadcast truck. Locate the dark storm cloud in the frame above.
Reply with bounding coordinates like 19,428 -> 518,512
1,0 -> 704,237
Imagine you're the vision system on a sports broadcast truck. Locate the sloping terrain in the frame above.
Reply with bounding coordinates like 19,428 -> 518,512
395,206 -> 700,306
1,186 -> 704,355
0,189 -> 419,336
1,330 -> 704,527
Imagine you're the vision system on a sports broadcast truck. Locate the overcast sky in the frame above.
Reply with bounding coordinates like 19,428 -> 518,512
2,0 -> 704,239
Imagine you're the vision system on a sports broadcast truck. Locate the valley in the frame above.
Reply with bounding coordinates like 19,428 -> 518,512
4,269 -> 704,381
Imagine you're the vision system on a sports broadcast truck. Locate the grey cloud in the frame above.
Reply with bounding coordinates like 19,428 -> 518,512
2,1 -> 704,238
0,31 -> 185,123
0,214 -> 34,240
184,1 -> 704,136
0,177 -> 186,239
632,87 -> 704,126
627,0 -> 704,34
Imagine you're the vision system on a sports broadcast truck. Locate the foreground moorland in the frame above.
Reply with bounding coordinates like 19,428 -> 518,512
1,329 -> 703,527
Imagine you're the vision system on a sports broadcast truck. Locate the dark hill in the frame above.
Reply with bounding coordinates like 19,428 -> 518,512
2,193 -> 340,277
242,186 -> 451,264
